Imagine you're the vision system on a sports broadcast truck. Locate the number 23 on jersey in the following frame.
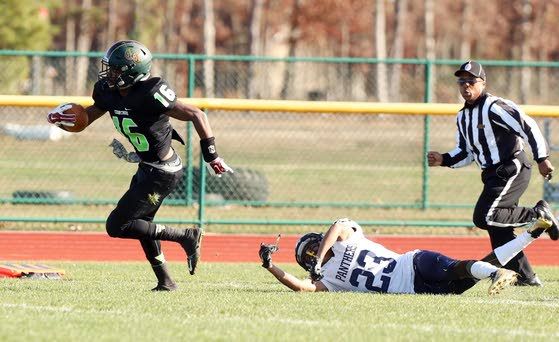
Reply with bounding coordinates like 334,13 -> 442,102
349,250 -> 396,293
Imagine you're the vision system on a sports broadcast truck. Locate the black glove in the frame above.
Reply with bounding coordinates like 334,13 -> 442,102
309,257 -> 323,281
259,234 -> 281,269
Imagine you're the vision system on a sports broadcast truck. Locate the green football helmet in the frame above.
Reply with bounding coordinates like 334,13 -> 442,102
98,40 -> 152,89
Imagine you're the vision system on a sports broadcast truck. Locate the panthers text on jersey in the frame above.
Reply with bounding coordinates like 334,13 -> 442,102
320,225 -> 418,294
93,77 -> 183,163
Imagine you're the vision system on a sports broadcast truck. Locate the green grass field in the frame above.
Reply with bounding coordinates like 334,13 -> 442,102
1,262 -> 558,341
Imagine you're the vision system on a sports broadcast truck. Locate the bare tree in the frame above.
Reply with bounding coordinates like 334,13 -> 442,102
459,0 -> 472,58
247,0 -> 264,98
178,1 -> 193,54
160,0 -> 177,84
424,0 -> 435,101
75,0 -> 94,95
176,1 -> 193,96
338,17 -> 351,99
375,0 -> 388,102
203,0 -> 216,97
280,0 -> 302,100
536,0 -> 550,103
132,0 -> 141,39
107,0 -> 117,43
519,0 -> 533,103
64,1 -> 76,94
33,0 -> 559,103
389,0 -> 408,101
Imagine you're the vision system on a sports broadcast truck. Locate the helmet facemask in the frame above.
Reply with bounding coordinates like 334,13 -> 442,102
99,58 -> 124,89
295,232 -> 324,272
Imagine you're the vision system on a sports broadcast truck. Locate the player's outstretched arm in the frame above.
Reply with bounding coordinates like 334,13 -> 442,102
259,238 -> 327,292
266,264 -> 328,292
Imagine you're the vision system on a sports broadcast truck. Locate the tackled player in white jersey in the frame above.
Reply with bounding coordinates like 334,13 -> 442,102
259,217 -> 554,295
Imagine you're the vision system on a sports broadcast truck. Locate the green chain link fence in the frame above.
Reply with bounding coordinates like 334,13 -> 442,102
1,51 -> 559,230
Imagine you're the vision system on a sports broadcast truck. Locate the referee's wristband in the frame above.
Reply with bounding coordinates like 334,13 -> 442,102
200,137 -> 219,162
441,153 -> 451,167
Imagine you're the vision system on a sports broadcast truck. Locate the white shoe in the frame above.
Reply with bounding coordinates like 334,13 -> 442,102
488,269 -> 518,295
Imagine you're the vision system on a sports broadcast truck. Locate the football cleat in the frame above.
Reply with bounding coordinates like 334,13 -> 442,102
515,274 -> 543,287
179,227 -> 203,275
533,200 -> 559,240
151,282 -> 178,292
527,216 -> 552,239
488,269 -> 518,295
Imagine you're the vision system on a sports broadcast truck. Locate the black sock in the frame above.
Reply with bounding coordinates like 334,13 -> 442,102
140,239 -> 164,265
451,260 -> 477,279
115,219 -> 179,240
115,219 -> 152,239
480,251 -> 503,267
115,219 -> 187,242
140,239 -> 176,287
149,223 -> 186,242
152,263 -> 175,286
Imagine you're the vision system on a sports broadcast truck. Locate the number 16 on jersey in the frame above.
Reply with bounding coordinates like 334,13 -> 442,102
153,84 -> 176,108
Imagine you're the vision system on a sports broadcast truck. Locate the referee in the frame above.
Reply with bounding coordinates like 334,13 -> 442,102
428,60 -> 559,286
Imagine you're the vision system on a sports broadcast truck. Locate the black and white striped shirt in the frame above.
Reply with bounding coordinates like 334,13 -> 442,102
442,92 -> 548,169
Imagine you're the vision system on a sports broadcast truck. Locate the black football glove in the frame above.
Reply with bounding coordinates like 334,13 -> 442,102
309,257 -> 324,281
259,234 -> 281,269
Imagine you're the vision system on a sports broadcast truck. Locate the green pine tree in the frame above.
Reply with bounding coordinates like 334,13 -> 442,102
0,0 -> 54,93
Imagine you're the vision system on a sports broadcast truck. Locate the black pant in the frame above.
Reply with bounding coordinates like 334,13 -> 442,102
106,163 -> 183,237
472,151 -> 537,279
106,163 -> 184,266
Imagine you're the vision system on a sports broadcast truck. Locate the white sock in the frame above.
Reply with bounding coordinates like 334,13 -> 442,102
494,232 -> 535,266
469,261 -> 499,279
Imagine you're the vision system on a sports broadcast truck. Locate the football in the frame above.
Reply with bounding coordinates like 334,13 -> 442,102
63,103 -> 89,133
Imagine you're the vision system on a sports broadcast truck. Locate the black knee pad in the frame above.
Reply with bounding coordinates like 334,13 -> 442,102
106,212 -> 125,238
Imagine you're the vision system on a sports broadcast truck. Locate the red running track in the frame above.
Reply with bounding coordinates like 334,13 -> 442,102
0,231 -> 557,265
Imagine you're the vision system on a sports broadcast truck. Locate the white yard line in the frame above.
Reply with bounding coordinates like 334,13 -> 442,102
466,297 -> 559,308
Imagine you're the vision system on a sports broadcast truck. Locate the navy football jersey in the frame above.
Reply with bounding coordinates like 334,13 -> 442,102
93,77 -> 180,162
